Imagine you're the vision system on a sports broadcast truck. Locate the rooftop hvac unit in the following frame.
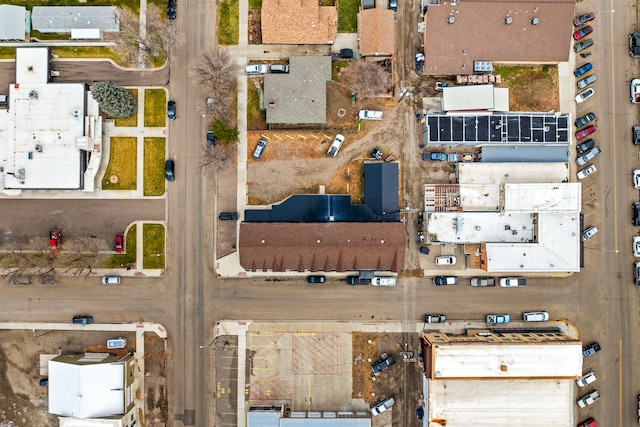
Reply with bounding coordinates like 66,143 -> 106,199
28,90 -> 38,99
473,61 -> 493,73
73,109 -> 80,118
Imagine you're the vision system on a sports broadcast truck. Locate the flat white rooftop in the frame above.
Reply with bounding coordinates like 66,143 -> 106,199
432,342 -> 583,379
15,47 -> 50,84
428,379 -> 573,427
458,162 -> 569,185
442,85 -> 495,111
427,211 -> 535,243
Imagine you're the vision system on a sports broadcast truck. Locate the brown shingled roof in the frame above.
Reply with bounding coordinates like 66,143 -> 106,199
359,8 -> 395,57
423,0 -> 574,75
261,0 -> 337,44
239,223 -> 406,273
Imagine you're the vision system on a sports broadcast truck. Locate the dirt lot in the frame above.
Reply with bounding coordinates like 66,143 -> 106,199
0,330 -> 166,427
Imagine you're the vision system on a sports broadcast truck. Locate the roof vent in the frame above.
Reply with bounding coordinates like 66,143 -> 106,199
505,17 -> 513,24
447,16 -> 455,24
28,90 -> 38,99
531,17 -> 539,25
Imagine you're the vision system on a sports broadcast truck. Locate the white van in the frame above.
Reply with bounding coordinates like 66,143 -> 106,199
107,337 -> 127,349
523,311 -> 549,322
245,64 -> 268,74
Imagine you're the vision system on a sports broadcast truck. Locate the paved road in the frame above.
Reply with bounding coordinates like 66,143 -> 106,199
0,199 -> 164,246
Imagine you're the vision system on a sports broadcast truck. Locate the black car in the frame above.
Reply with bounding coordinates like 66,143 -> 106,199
306,275 -> 326,284
574,112 -> 595,128
634,262 -> 640,285
634,126 -> 640,145
167,0 -> 176,19
576,139 -> 595,155
634,203 -> 640,226
219,212 -> 238,220
206,130 -> 216,147
371,147 -> 383,159
630,31 -> 640,56
72,315 -> 93,324
419,246 -> 430,255
252,138 -> 267,160
167,100 -> 176,120
165,160 -> 175,181
338,48 -> 355,59
582,342 -> 601,357
371,354 -> 396,373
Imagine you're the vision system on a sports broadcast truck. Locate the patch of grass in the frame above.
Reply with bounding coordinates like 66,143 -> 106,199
143,224 -> 165,269
493,65 -> 558,112
319,0 -> 335,5
106,225 -> 137,268
110,89 -> 139,127
144,89 -> 166,127
3,0 -> 142,12
249,0 -> 262,8
218,0 -> 240,45
50,46 -> 128,67
103,137 -> 138,190
247,82 -> 266,130
144,137 -> 166,196
338,0 -> 359,32
0,47 -> 15,59
332,60 -> 350,81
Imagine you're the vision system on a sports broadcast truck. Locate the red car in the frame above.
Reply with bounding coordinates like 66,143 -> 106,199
115,233 -> 124,253
574,12 -> 595,27
578,417 -> 597,427
574,25 -> 593,40
49,230 -> 61,254
576,125 -> 596,140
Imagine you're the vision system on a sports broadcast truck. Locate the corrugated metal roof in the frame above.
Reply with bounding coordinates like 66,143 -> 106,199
0,5 -> 27,40
480,145 -> 570,163
363,162 -> 399,217
32,6 -> 119,33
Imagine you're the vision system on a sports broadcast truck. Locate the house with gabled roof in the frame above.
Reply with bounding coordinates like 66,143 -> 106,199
359,8 -> 395,57
261,0 -> 337,44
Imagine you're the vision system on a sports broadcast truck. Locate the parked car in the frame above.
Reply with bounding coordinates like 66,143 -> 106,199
633,236 -> 640,257
371,147 -> 383,159
101,276 -> 121,285
578,417 -> 597,427
633,170 -> 640,189
576,125 -> 596,140
576,146 -> 601,166
370,397 -> 395,416
576,138 -> 595,154
634,126 -> 640,144
114,233 -> 124,253
327,134 -> 345,157
575,112 -> 596,128
582,342 -> 601,357
338,48 -> 355,59
245,64 -> 268,74
167,100 -> 176,120
433,276 -> 458,286
206,130 -> 216,147
470,278 -> 495,287
165,160 -> 175,181
486,314 -> 510,324
577,74 -> 598,89
358,110 -> 383,120
577,390 -> 600,408
574,63 -> 593,77
574,38 -> 594,53
434,82 -> 448,91
388,0 -> 397,11
306,275 -> 326,284
576,371 -> 597,387
371,354 -> 396,374
423,314 -> 446,323
252,138 -> 267,159
422,152 -> 447,161
573,25 -> 593,40
582,226 -> 598,241
371,277 -> 397,286
632,78 -> 640,103
631,31 -> 640,56
346,276 -> 370,285
167,0 -> 176,19
435,256 -> 456,265
218,212 -> 239,220
634,203 -> 640,226
574,12 -> 595,26
637,394 -> 640,423
523,311 -> 549,322
499,277 -> 526,287
575,88 -> 595,103
577,165 -> 597,180
72,315 -> 93,324
269,64 -> 289,73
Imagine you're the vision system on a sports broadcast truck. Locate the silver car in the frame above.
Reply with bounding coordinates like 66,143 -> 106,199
576,146 -> 601,166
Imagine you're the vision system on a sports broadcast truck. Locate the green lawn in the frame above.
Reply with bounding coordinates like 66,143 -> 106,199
103,137 -> 138,190
0,0 -> 160,13
106,225 -> 137,268
247,83 -> 266,130
144,89 -> 166,127
110,89 -> 138,127
218,0 -> 239,45
0,47 -> 15,59
143,224 -> 165,269
249,0 -> 262,8
338,0 -> 359,32
50,46 -> 129,67
144,137 -> 167,196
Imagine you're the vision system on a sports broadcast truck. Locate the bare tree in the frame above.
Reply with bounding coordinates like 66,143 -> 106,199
196,96 -> 232,122
199,144 -> 233,171
190,49 -> 237,122
341,60 -> 392,99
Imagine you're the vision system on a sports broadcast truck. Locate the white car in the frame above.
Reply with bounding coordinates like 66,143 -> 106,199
577,165 -> 596,180
101,276 -> 121,285
634,169 -> 640,188
358,110 -> 384,120
632,78 -> 640,103
327,134 -> 345,157
582,226 -> 598,241
435,256 -> 456,265
523,311 -> 549,322
371,277 -> 397,286
634,236 -> 640,257
576,371 -> 597,387
577,390 -> 600,408
245,64 -> 268,74
575,87 -> 595,103
499,277 -> 526,287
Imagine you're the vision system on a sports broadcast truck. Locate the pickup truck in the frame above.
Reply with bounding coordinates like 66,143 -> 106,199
371,353 -> 396,374
447,153 -> 475,163
371,397 -> 395,416
470,278 -> 495,287
371,277 -> 397,287
499,277 -> 526,287
423,314 -> 446,323
358,110 -> 383,120
49,230 -> 61,254
486,314 -> 510,324
422,151 -> 447,161
346,276 -> 371,285
582,342 -> 601,357
577,390 -> 600,408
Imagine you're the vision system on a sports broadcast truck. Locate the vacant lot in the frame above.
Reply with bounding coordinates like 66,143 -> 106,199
494,65 -> 559,112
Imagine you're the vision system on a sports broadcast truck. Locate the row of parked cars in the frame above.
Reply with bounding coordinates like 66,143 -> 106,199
576,341 -> 601,427
433,277 -> 526,286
